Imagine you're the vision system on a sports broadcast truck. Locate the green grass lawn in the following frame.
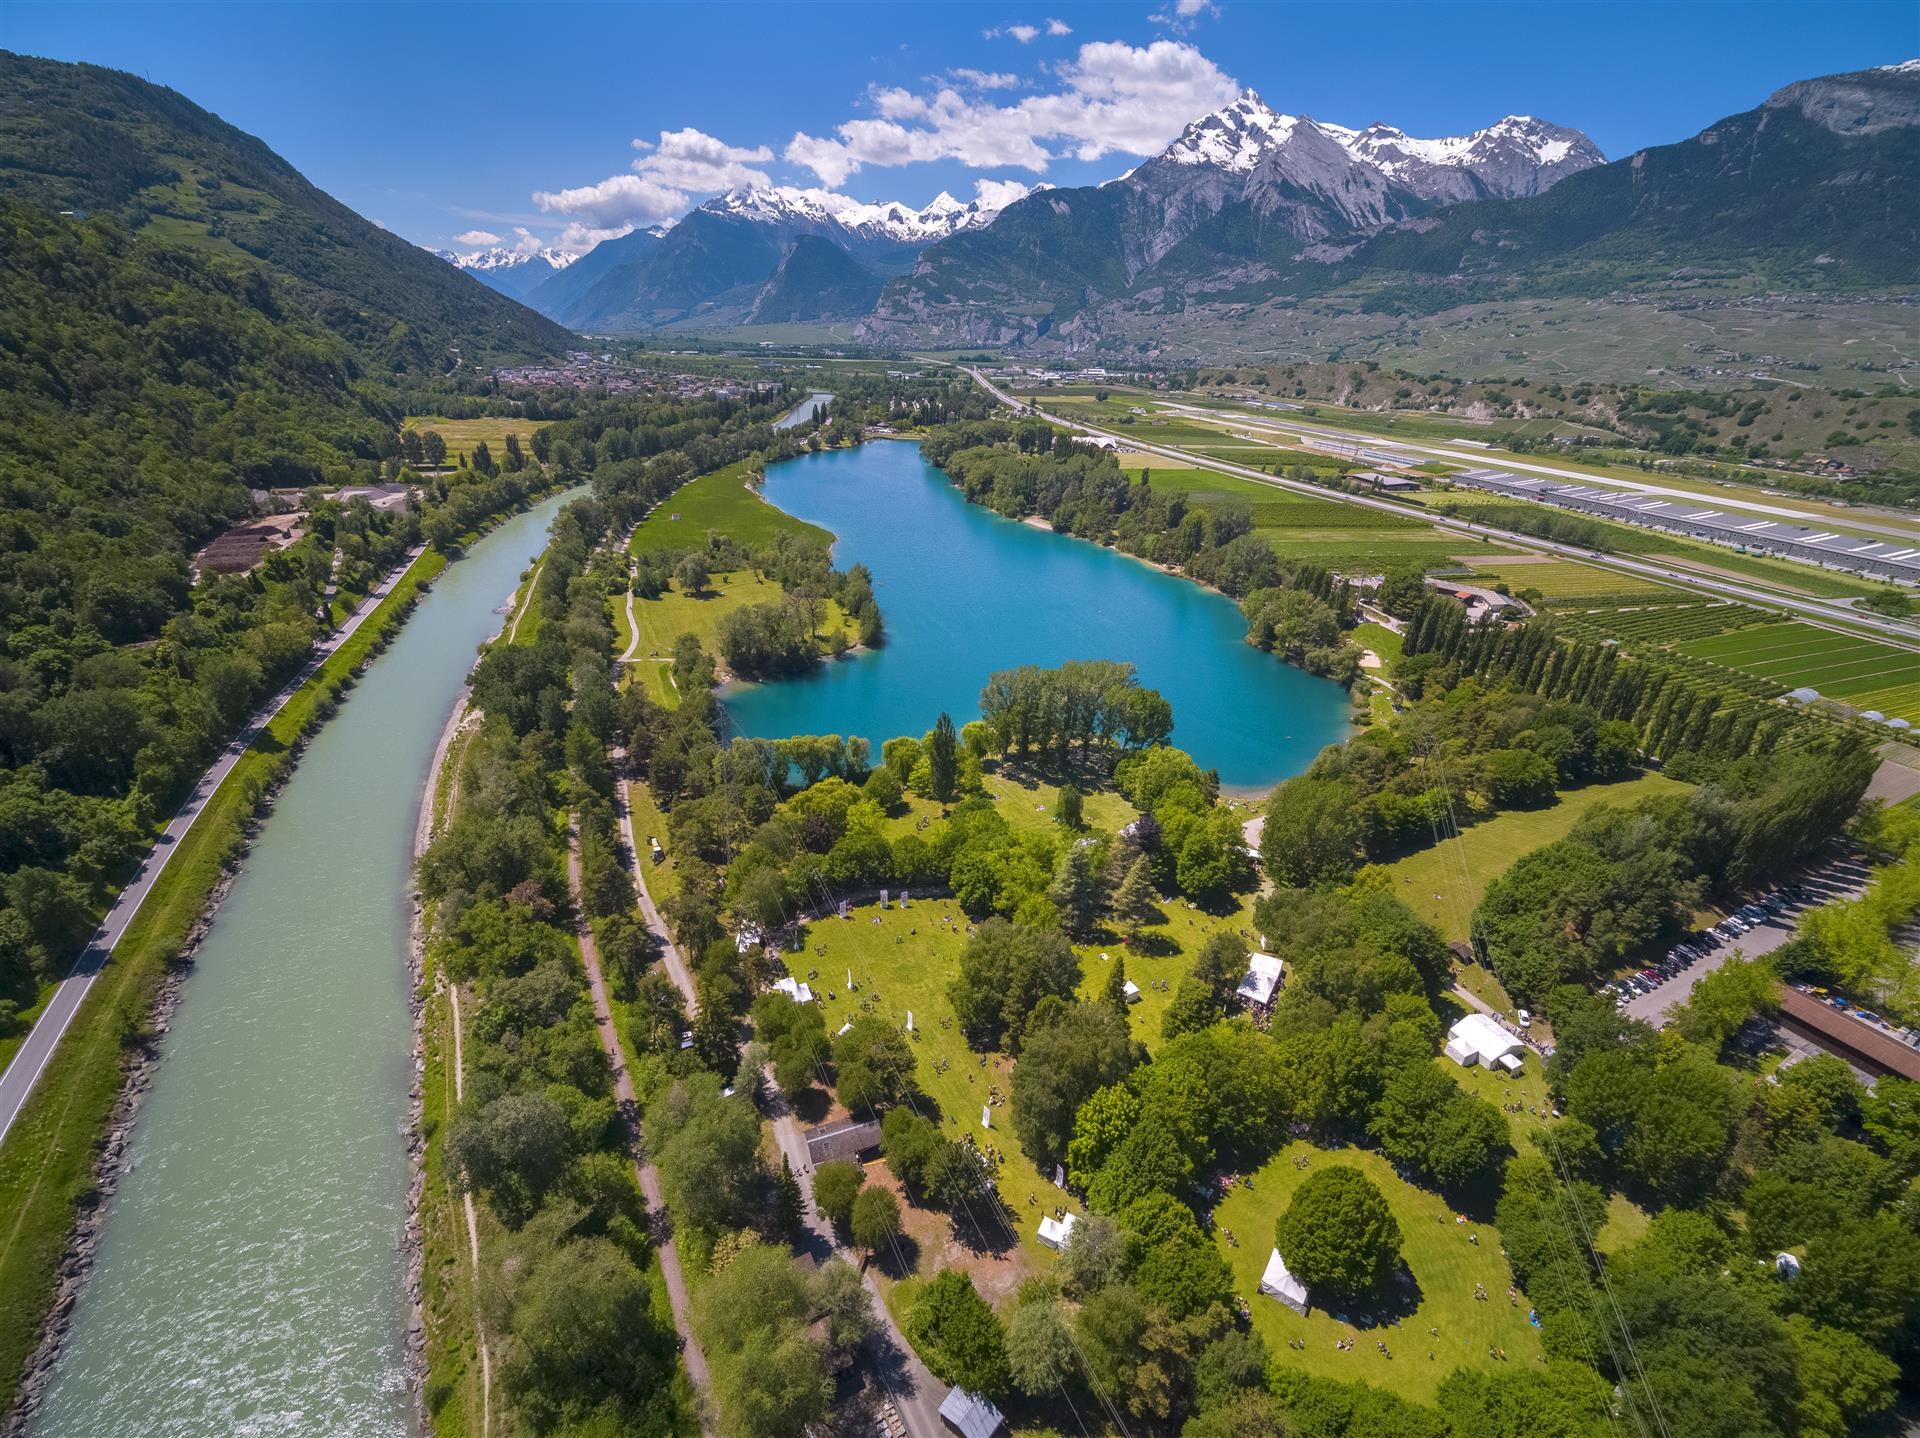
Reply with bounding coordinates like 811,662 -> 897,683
627,782 -> 681,904
798,901 -> 1059,1260
1354,622 -> 1404,664
1466,560 -> 1677,600
1215,1141 -> 1542,1403
798,863 -> 1260,1265
629,461 -> 833,555
626,571 -> 859,665
1371,771 -> 1692,941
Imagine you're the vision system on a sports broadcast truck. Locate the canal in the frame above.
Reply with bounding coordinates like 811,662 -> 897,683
772,390 -> 834,430
32,491 -> 577,1438
722,442 -> 1352,791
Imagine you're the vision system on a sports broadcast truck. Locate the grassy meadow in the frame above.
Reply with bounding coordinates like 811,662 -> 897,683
628,461 -> 833,555
1214,1140 -> 1544,1403
1371,771 -> 1692,942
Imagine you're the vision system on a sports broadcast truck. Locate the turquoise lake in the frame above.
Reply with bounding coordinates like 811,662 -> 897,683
722,442 -> 1352,791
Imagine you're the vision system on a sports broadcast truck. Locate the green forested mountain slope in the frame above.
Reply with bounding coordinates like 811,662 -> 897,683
0,51 -> 573,372
745,236 -> 885,324
0,56 -> 572,1008
1317,63 -> 1920,309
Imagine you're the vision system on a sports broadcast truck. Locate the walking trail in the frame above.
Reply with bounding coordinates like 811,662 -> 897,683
566,819 -> 716,1432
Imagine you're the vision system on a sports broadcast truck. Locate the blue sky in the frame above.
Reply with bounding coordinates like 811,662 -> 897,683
7,1 -> 1913,255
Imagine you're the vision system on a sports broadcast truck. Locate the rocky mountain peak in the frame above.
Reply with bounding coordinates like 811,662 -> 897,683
706,185 -> 1007,244
1160,88 -> 1301,171
1765,59 -> 1920,136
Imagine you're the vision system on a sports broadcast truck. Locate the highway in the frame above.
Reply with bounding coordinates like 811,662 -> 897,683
1157,399 -> 1920,542
0,546 -> 427,1148
964,369 -> 1920,648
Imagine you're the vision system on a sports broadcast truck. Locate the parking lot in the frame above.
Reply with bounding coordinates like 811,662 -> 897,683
1616,851 -> 1872,1028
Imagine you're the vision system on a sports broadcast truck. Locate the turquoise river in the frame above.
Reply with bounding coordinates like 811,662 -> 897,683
32,491 -> 575,1438
723,441 -> 1353,789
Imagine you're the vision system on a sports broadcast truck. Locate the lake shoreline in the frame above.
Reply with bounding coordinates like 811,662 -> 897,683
728,440 -> 1353,791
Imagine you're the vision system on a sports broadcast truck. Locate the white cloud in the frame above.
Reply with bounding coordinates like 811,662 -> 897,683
784,39 -> 1237,184
1046,17 -> 1072,35
973,177 -> 1037,209
454,228 -> 502,246
1150,0 -> 1220,32
951,67 -> 1020,90
533,172 -> 689,229
984,23 -> 1040,42
554,221 -> 638,254
533,125 -> 772,250
633,126 -> 774,191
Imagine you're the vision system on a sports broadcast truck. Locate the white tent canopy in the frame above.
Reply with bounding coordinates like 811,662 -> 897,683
1445,1012 -> 1523,1070
1259,1247 -> 1309,1315
1038,1212 -> 1079,1250
1237,952 -> 1285,1009
772,975 -> 814,1005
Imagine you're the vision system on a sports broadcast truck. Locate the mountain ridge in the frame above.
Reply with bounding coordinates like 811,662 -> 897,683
856,62 -> 1919,351
523,182 -> 1018,331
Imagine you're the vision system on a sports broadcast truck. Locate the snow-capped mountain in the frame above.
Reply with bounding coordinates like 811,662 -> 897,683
858,62 -> 1915,353
860,88 -> 1606,344
1156,90 -> 1603,202
438,243 -> 576,273
526,185 -> 1029,331
1329,114 -> 1604,200
434,244 -> 575,300
704,186 -> 1014,244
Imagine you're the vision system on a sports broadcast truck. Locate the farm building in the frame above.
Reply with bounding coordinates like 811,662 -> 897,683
1445,1013 -> 1526,1073
939,1388 -> 1007,1438
1448,467 -> 1920,583
802,1117 -> 882,1167
1260,1248 -> 1310,1315
1350,469 -> 1422,493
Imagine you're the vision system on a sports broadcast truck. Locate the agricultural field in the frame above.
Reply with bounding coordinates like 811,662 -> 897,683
1464,560 -> 1678,601
1549,602 -> 1770,646
1679,622 -> 1920,722
628,460 -> 834,555
402,414 -> 550,455
1214,1140 -> 1543,1403
1372,771 -> 1693,941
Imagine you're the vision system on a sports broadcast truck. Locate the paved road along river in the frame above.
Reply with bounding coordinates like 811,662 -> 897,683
30,492 -> 575,1438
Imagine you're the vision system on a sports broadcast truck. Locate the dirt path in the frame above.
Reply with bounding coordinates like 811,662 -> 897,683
504,556 -> 544,645
615,782 -> 701,1008
619,570 -> 643,664
446,983 -> 491,1438
418,689 -> 492,1438
565,823 -> 715,1430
